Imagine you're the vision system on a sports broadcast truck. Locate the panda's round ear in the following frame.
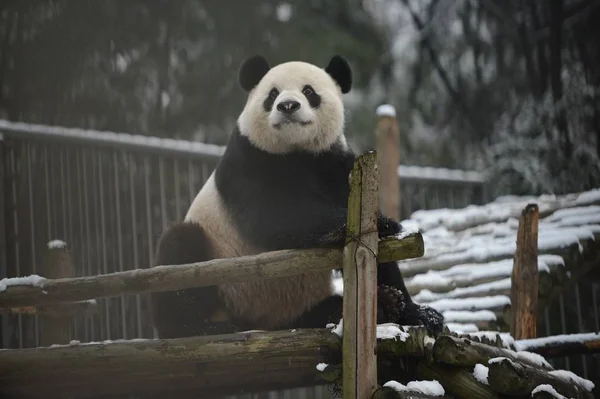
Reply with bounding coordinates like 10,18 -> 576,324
325,55 -> 352,94
238,55 -> 270,92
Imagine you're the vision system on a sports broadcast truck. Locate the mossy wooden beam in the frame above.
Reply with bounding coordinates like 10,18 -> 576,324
487,357 -> 594,398
416,360 -> 503,399
0,329 -> 342,398
371,386 -> 452,399
342,151 -> 380,398
0,326 -> 439,399
0,231 -> 423,309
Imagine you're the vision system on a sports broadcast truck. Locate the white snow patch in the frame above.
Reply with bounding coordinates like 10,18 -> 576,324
514,351 -> 552,370
377,323 -> 410,341
472,364 -> 489,385
488,356 -> 511,365
515,332 -> 600,352
576,188 -> 600,205
445,323 -> 479,333
383,380 -> 445,396
376,104 -> 396,118
275,3 -> 293,22
427,295 -> 510,312
0,275 -> 46,292
531,384 -> 567,399
47,239 -> 66,249
442,310 -> 497,323
330,319 -> 343,337
548,369 -> 595,391
316,363 -> 328,372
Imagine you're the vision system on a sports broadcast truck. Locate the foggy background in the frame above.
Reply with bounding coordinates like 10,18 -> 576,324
1,0 -> 599,198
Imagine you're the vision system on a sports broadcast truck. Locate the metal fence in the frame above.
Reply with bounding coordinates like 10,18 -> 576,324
0,120 -> 488,398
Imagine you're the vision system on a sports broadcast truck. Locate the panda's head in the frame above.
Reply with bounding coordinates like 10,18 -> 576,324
237,55 -> 352,154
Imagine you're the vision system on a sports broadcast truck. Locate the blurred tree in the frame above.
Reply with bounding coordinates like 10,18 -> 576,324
0,0 -> 387,144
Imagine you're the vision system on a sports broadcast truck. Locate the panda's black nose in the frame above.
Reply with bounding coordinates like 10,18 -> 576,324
277,100 -> 301,113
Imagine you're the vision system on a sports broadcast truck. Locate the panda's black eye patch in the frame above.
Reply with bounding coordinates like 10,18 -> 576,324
302,85 -> 321,108
263,88 -> 279,112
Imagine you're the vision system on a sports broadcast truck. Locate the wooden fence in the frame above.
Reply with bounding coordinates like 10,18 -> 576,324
0,151 -> 427,398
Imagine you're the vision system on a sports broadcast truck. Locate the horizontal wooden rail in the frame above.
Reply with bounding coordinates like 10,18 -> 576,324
0,232 -> 423,309
0,327 -> 430,399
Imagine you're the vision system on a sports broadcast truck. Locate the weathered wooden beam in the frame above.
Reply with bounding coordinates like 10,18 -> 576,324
432,335 -> 552,371
0,232 -> 423,309
0,327 -> 435,399
343,151 -> 379,398
487,357 -> 593,398
511,203 -> 539,340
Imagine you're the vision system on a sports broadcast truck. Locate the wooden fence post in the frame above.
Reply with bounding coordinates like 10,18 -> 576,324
510,204 -> 539,340
342,151 -> 379,399
375,104 -> 400,221
40,240 -> 75,347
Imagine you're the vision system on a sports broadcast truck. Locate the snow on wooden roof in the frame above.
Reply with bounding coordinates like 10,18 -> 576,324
396,187 -> 600,333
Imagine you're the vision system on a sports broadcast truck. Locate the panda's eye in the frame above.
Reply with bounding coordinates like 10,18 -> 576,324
268,88 -> 279,99
302,86 -> 315,96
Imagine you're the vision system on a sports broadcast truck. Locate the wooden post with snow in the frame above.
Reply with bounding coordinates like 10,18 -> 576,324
40,240 -> 74,347
375,104 -> 400,221
342,151 -> 380,399
510,204 -> 539,340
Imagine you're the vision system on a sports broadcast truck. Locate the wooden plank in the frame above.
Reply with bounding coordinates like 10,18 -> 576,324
510,203 -> 539,340
0,233 -> 424,309
375,105 -> 400,221
342,151 -> 379,399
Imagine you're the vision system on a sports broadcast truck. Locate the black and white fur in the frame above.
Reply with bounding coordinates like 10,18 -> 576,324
150,55 -> 444,339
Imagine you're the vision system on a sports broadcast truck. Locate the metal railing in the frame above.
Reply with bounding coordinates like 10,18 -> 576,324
0,120 -> 488,398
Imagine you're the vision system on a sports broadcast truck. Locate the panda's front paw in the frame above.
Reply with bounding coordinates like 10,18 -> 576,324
416,305 -> 444,336
377,214 -> 402,238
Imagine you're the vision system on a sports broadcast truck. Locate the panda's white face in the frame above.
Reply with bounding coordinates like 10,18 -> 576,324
238,61 -> 347,154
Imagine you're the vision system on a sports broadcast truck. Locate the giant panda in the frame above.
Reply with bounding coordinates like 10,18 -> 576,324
149,55 -> 444,339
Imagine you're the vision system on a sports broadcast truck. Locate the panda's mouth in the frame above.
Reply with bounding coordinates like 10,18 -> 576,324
273,118 -> 312,129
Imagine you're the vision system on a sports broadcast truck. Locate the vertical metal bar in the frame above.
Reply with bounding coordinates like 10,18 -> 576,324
44,148 -> 52,240
0,137 -> 9,349
60,149 -> 68,240
129,156 -> 143,337
9,147 -> 23,348
145,157 -> 154,266
26,144 -> 40,347
574,283 -> 588,378
113,152 -> 127,339
144,157 -> 156,338
188,159 -> 195,206
159,157 -> 167,232
65,149 -> 74,257
82,149 -> 95,342
76,149 -> 89,342
98,151 -> 110,340
174,159 -> 182,220
593,283 -> 599,333
558,294 -> 570,369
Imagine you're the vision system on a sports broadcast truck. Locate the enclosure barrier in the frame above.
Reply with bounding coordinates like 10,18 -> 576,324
1,152 -> 597,399
0,152 -> 425,399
